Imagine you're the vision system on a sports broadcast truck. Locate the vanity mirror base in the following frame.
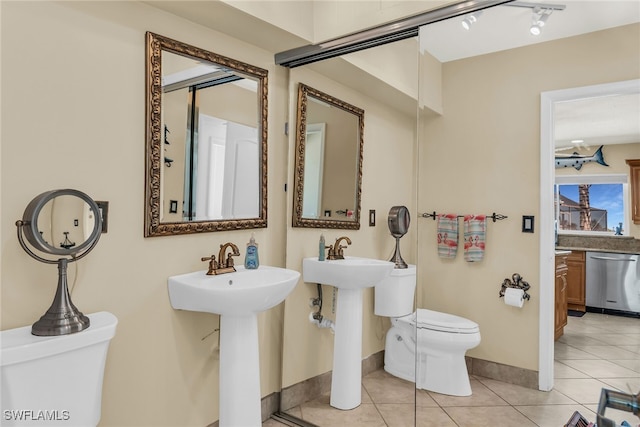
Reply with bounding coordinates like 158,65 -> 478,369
32,258 -> 90,336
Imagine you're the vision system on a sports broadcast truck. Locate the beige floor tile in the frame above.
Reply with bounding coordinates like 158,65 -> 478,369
375,403 -> 415,427
262,418 -> 290,427
583,333 -> 640,346
554,342 -> 601,360
280,407 -> 302,419
362,368 -> 415,404
618,344 -> 640,354
609,358 -> 640,373
558,334 -> 612,347
443,406 -> 537,426
299,401 -> 386,427
555,360 -> 591,379
580,345 -> 640,360
561,359 -> 640,378
427,379 -> 508,407
514,404 -> 597,427
415,389 -> 439,407
415,407 -> 457,427
553,378 -> 618,404
477,377 -> 576,405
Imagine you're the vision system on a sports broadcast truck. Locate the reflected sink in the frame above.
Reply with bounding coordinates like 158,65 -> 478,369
302,256 -> 394,411
168,265 -> 300,315
303,257 -> 394,289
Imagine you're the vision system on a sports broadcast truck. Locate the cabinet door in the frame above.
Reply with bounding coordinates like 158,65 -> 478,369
566,251 -> 586,311
627,159 -> 640,224
555,256 -> 569,340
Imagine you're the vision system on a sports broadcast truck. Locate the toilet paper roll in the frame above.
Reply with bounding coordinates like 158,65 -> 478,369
504,288 -> 525,308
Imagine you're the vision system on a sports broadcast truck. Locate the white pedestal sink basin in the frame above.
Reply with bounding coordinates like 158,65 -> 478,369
303,257 -> 394,410
168,266 -> 300,427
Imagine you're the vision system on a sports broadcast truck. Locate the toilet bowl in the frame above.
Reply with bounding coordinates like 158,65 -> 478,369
374,267 -> 481,396
1,311 -> 117,426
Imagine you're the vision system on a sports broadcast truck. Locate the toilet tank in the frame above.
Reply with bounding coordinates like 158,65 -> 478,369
374,265 -> 416,317
1,312 -> 117,427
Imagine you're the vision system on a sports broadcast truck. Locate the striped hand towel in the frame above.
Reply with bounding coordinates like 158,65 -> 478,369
437,214 -> 459,259
463,215 -> 487,262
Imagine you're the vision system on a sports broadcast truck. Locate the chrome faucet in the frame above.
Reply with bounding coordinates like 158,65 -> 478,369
201,242 -> 240,275
327,236 -> 351,260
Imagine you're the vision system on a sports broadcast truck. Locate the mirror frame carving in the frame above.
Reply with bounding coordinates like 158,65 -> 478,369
145,32 -> 268,237
292,83 -> 364,230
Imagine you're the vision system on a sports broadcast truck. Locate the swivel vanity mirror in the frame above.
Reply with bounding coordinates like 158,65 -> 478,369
16,189 -> 103,336
292,83 -> 364,230
145,32 -> 268,236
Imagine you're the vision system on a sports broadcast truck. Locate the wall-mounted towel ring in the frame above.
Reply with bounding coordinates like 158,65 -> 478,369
499,273 -> 531,301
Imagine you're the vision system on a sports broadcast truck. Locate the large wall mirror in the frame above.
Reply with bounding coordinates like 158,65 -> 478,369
145,32 -> 268,236
292,83 -> 364,230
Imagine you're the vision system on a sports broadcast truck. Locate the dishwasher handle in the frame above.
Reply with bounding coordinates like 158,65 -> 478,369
589,255 -> 637,262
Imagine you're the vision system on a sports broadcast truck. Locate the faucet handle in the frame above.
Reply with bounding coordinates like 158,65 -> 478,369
201,255 -> 218,275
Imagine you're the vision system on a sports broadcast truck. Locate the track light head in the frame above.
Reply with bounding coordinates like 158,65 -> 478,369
530,8 -> 553,36
461,11 -> 482,30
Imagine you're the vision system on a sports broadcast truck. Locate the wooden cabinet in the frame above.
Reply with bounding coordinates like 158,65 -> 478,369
627,159 -> 640,224
555,254 -> 569,340
566,251 -> 586,312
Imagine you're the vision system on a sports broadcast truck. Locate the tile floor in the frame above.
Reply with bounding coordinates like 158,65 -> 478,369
265,312 -> 639,426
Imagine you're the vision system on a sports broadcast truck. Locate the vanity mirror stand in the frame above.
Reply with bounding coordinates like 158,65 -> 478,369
16,189 -> 103,336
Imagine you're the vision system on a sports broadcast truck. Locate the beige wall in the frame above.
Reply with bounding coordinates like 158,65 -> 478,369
418,24 -> 640,371
1,2 -> 289,426
282,66 -> 417,387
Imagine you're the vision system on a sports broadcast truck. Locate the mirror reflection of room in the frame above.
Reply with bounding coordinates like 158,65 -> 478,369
162,50 -> 260,222
293,83 -> 364,229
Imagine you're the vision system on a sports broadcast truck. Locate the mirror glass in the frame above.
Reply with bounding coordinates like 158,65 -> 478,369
145,32 -> 268,236
21,189 -> 103,257
292,83 -> 364,229
37,195 -> 97,251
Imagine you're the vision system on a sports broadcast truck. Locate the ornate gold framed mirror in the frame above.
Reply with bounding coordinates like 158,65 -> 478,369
145,32 -> 268,237
292,83 -> 364,229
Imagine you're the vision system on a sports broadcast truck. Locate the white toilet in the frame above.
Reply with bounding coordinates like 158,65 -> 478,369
1,312 -> 117,426
374,266 -> 481,396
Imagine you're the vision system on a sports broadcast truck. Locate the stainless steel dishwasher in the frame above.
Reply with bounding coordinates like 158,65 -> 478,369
586,251 -> 640,315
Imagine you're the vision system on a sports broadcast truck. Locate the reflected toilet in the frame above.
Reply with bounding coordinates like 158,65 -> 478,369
374,266 -> 481,396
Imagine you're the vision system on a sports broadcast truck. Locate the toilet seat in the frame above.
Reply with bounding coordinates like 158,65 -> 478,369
395,309 -> 479,334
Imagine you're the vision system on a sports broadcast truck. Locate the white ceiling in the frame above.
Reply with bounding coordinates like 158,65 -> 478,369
420,1 -> 640,149
146,0 -> 640,148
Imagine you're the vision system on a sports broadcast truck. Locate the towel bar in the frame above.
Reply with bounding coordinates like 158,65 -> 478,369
420,212 -> 507,222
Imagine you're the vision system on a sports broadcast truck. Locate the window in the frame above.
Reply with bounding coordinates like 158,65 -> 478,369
555,175 -> 629,235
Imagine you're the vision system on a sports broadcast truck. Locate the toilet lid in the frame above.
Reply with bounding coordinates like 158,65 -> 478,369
416,308 -> 479,334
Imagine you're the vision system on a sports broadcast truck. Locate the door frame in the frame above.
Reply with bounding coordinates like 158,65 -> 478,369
538,78 -> 640,391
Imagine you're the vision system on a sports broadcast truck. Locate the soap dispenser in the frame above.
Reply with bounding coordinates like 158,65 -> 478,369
319,234 -> 326,261
244,233 -> 259,269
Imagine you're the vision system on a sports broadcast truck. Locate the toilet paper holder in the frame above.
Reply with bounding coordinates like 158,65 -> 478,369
499,273 -> 531,301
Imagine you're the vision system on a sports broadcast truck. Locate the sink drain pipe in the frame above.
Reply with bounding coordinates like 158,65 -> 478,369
309,283 -> 334,332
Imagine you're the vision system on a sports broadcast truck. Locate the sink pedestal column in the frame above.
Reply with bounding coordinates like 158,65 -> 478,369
219,314 -> 261,426
330,288 -> 363,410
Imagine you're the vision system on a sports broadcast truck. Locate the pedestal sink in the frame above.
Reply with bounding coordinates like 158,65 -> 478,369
302,257 -> 394,410
168,266 -> 300,427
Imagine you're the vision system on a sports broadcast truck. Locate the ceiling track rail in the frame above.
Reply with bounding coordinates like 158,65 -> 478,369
275,0 -> 515,68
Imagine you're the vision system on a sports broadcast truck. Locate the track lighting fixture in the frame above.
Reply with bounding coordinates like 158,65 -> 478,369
530,7 -> 553,36
461,11 -> 483,30
459,2 -> 564,35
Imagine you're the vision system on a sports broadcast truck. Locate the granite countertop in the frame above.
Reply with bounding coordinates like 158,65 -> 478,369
556,246 -> 639,255
556,234 -> 640,255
